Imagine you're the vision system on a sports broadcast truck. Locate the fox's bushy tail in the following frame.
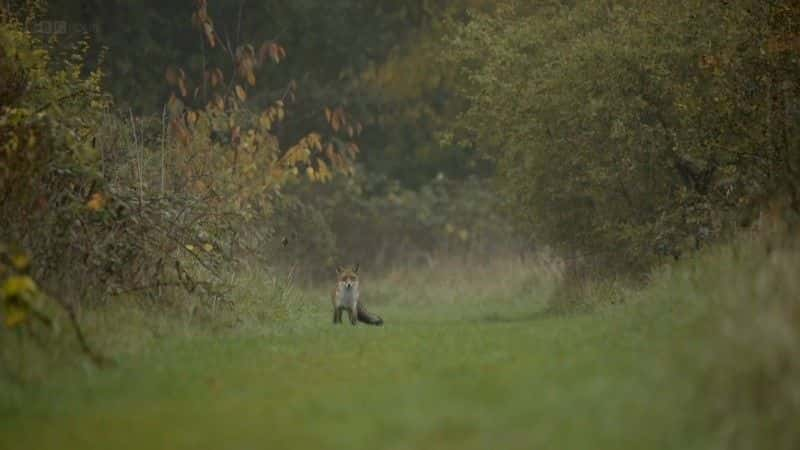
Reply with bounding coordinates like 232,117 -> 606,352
357,303 -> 384,326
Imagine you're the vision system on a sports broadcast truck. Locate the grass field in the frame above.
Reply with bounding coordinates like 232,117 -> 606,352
1,241 -> 798,450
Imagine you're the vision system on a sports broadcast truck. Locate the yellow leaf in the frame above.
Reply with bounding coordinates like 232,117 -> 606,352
87,192 -> 106,211
246,71 -> 256,86
9,253 -> 30,271
185,244 -> 196,252
235,85 -> 247,102
4,304 -> 27,328
202,243 -> 214,252
2,275 -> 36,298
259,113 -> 272,130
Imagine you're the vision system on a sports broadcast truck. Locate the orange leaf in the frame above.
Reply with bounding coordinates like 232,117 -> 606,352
87,193 -> 106,211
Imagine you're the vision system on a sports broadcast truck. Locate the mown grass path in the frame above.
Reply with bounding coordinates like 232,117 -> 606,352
0,300 -> 710,450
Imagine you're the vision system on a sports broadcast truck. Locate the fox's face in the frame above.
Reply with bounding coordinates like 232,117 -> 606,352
336,264 -> 359,291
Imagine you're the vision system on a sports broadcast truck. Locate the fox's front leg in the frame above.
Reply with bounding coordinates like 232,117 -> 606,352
334,306 -> 343,324
349,306 -> 358,325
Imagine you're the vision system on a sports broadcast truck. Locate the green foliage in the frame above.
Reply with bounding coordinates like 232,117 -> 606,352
443,0 -> 800,275
0,10 -> 110,286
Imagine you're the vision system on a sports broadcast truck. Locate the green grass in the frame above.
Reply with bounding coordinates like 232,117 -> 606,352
1,241 -> 798,450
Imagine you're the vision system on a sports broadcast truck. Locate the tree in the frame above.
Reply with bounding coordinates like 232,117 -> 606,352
443,0 -> 800,275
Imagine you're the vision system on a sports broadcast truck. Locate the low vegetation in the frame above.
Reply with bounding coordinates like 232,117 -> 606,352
2,233 -> 798,449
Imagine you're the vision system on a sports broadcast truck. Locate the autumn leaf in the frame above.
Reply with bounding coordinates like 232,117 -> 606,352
212,68 -> 224,87
203,21 -> 216,48
167,93 -> 183,117
259,112 -> 272,130
231,126 -> 241,146
165,66 -> 179,85
186,110 -> 198,126
171,118 -> 191,145
4,303 -> 27,328
87,192 -> 107,211
178,77 -> 188,97
235,85 -> 247,102
2,275 -> 37,328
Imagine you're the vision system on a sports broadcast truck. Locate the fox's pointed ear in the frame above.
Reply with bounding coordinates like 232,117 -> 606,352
354,263 -> 359,273
336,265 -> 343,274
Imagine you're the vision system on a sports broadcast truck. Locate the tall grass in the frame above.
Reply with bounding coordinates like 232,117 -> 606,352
581,233 -> 800,450
0,266 -> 305,385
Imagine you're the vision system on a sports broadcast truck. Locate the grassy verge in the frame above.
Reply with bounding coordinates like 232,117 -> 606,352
0,238 -> 798,449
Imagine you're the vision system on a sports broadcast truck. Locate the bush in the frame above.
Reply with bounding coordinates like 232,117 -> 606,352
264,170 -> 522,283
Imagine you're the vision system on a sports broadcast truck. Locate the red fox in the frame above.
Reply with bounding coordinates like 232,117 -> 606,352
331,264 -> 383,326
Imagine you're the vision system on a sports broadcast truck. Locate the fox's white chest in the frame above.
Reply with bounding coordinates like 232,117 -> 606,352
337,287 -> 359,308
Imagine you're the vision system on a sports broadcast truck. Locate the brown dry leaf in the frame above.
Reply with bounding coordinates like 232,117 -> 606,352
165,66 -> 179,85
231,126 -> 241,146
171,118 -> 191,145
347,142 -> 359,156
186,110 -> 198,126
268,43 -> 280,63
178,78 -> 188,97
